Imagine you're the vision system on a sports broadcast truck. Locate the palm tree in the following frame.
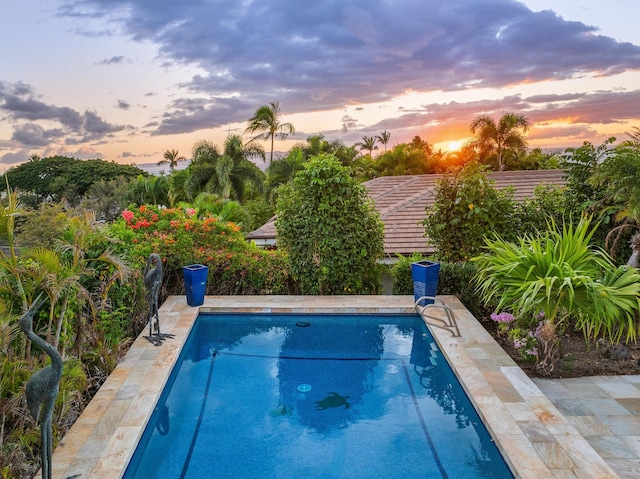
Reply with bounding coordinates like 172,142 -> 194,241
184,135 -> 265,201
376,130 -> 391,153
158,149 -> 186,171
619,126 -> 640,149
410,136 -> 434,157
265,147 -> 306,201
469,112 -> 531,170
356,135 -> 378,157
335,145 -> 359,167
245,101 -> 295,163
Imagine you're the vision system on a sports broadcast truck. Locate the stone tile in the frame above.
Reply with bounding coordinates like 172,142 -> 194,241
505,401 -> 540,422
566,415 -> 612,436
554,434 -> 619,479
551,398 -> 593,417
502,366 -> 545,399
606,458 -> 640,479
482,370 -> 524,402
580,397 -> 634,417
622,436 -> 640,456
520,420 -> 557,443
526,396 -> 579,436
549,468 -> 581,479
561,378 -> 610,399
618,397 -> 640,415
586,435 -> 638,459
534,378 -> 575,400
474,396 -> 523,435
592,376 -> 640,399
496,434 -> 557,479
532,441 -> 576,469
598,415 -> 640,436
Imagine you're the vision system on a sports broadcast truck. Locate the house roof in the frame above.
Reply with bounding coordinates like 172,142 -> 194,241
246,169 -> 567,257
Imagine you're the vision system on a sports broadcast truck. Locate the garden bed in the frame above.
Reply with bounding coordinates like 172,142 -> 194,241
479,316 -> 640,378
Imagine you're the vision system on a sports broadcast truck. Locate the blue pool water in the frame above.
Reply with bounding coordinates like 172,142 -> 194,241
124,314 -> 513,478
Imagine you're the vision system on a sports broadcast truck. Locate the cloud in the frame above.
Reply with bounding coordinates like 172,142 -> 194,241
152,96 -> 255,135
0,148 -> 34,165
61,0 -> 640,126
341,115 -> 361,133
97,55 -> 127,65
12,123 -> 65,146
0,81 -> 127,147
116,100 -> 131,110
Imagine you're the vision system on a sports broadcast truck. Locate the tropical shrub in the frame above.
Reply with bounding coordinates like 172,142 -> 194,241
560,139 -> 613,249
473,216 -> 640,375
276,154 -> 384,295
590,144 -> 640,265
422,162 -> 516,262
0,193 -> 142,478
110,204 -> 294,297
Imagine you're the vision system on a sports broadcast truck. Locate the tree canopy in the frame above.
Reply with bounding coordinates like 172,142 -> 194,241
2,156 -> 145,207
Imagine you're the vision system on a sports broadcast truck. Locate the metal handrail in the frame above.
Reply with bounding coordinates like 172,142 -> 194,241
414,296 -> 461,337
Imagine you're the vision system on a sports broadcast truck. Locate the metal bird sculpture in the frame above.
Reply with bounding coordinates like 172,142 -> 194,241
19,294 -> 60,479
143,253 -> 172,345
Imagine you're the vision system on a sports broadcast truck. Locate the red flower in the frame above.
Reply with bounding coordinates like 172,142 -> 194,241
121,210 -> 134,224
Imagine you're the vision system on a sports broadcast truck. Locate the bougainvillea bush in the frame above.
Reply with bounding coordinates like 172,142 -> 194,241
110,205 -> 295,297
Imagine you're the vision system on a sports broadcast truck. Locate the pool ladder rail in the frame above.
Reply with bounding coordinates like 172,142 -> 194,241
414,297 -> 461,337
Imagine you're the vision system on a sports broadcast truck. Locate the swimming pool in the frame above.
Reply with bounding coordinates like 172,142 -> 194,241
123,313 -> 513,478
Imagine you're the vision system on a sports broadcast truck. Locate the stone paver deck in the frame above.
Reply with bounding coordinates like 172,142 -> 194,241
38,295 -> 637,478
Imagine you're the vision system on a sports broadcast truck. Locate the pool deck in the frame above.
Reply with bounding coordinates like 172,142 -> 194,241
43,295 -> 640,479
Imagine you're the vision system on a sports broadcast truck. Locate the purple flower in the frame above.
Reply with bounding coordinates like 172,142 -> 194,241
490,312 -> 516,324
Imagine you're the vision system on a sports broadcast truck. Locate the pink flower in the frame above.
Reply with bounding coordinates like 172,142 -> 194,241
186,208 -> 196,217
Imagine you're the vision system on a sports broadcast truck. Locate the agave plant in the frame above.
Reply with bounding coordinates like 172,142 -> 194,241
473,216 -> 640,374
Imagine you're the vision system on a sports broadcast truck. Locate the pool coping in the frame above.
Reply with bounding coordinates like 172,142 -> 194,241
44,295 -> 619,479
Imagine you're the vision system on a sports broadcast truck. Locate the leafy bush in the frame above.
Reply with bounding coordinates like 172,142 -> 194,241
422,162 -> 516,262
516,184 -> 572,237
276,154 -> 384,294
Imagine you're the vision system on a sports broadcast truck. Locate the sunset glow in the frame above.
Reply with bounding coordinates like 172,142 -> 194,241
1,0 -> 640,168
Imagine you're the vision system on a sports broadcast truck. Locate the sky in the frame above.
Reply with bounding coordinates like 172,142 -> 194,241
2,0 -> 640,172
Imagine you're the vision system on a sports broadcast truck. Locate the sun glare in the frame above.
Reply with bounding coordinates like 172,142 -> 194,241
447,139 -> 465,151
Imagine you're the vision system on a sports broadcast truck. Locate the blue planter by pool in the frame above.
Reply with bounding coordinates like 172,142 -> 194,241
183,264 -> 209,307
411,260 -> 440,305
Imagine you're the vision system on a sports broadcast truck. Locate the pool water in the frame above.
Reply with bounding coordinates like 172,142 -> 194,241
123,314 -> 513,479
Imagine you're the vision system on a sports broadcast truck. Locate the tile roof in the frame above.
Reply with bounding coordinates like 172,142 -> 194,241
246,169 -> 567,257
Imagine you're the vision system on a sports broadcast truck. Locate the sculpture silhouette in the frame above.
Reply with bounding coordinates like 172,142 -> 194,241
143,253 -> 172,345
19,294 -> 61,479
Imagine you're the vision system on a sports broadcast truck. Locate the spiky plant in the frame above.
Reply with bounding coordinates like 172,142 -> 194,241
473,216 -> 640,374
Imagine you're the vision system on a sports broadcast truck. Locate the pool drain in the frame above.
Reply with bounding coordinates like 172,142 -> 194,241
296,321 -> 311,327
298,384 -> 312,393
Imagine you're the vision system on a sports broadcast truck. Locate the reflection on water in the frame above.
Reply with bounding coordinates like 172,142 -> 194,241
277,322 -> 384,433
